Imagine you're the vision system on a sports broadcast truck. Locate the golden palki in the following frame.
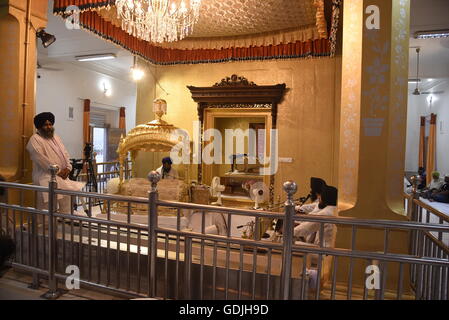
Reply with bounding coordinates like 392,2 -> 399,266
115,0 -> 202,43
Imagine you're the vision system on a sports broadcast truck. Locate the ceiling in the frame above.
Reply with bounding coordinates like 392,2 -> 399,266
38,0 -> 449,84
408,0 -> 449,80
98,0 -> 318,38
38,1 -> 134,81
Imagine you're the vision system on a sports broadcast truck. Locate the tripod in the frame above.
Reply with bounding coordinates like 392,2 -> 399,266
70,143 -> 98,193
69,143 -> 100,215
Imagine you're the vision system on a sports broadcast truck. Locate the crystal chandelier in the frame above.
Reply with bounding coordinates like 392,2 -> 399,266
115,0 -> 202,43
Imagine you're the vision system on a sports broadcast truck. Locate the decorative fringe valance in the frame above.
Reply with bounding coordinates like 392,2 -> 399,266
329,0 -> 342,57
54,1 -> 337,65
75,11 -> 330,65
97,6 -> 323,50
152,27 -> 321,50
53,0 -> 114,13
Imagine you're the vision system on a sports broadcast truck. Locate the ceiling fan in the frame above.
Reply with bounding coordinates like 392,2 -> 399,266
412,47 -> 421,95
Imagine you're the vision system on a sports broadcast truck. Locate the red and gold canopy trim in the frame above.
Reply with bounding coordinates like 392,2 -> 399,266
54,1 -> 335,65
54,0 -> 114,13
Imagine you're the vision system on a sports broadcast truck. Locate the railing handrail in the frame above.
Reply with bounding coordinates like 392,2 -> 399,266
95,160 -> 132,166
159,199 -> 449,233
54,188 -> 148,204
158,199 -> 282,217
1,172 -> 449,300
0,181 -> 48,192
1,179 -> 448,234
292,213 -> 449,232
413,198 -> 449,224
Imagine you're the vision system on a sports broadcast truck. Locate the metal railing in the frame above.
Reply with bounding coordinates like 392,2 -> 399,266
1,168 -> 449,300
404,179 -> 449,299
76,160 -> 132,193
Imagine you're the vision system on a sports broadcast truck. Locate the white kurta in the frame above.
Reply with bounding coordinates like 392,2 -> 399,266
296,200 -> 319,214
26,133 -> 85,203
428,179 -> 444,190
293,205 -> 337,248
156,166 -> 179,180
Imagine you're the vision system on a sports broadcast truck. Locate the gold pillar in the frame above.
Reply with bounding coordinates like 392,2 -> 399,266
337,0 -> 411,291
0,0 -> 48,183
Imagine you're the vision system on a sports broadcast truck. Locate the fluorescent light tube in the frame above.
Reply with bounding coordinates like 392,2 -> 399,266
414,29 -> 449,39
75,54 -> 116,62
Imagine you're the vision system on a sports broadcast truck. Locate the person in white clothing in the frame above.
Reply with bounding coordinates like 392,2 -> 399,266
275,177 -> 327,234
294,185 -> 338,248
26,112 -> 85,213
155,157 -> 179,180
427,172 -> 444,191
296,177 -> 327,213
422,171 -> 444,199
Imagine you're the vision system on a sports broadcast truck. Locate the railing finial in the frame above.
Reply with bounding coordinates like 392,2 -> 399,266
410,174 -> 421,194
283,180 -> 297,206
147,171 -> 161,192
49,165 -> 59,182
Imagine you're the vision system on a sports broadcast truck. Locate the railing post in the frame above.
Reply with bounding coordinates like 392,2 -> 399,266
148,171 -> 160,298
184,236 -> 192,299
409,175 -> 421,222
280,180 -> 297,300
28,191 -> 41,290
42,165 -> 64,299
409,174 -> 422,289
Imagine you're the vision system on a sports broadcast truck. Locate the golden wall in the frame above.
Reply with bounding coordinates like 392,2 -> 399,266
133,58 -> 159,178
0,0 -> 48,183
135,57 -> 342,200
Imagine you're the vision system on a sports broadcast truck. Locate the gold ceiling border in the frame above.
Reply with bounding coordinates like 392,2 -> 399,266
151,26 -> 321,50
96,6 -> 322,50
53,0 -> 114,15
53,8 -> 332,65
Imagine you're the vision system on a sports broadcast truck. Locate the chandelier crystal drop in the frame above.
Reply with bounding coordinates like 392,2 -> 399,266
115,0 -> 202,43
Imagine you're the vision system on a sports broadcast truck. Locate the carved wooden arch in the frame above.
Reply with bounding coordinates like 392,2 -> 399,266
187,74 -> 286,204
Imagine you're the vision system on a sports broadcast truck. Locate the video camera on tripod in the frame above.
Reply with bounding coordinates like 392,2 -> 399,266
69,142 -> 98,192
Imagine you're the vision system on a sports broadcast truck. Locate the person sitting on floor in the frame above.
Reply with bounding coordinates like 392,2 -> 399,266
429,175 -> 449,203
294,185 -> 338,248
427,171 -> 444,191
422,171 -> 444,199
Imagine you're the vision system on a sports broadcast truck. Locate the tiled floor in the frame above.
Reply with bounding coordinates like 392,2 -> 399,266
0,269 -> 125,300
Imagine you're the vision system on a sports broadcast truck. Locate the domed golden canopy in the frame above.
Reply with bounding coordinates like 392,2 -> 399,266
117,118 -> 180,156
117,104 -> 181,183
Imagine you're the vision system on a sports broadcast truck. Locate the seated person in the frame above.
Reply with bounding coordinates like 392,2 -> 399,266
427,171 -> 444,191
417,167 -> 427,190
275,177 -> 327,234
156,157 -> 179,180
296,177 -> 327,214
421,171 -> 444,198
429,175 -> 449,203
294,185 -> 338,248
